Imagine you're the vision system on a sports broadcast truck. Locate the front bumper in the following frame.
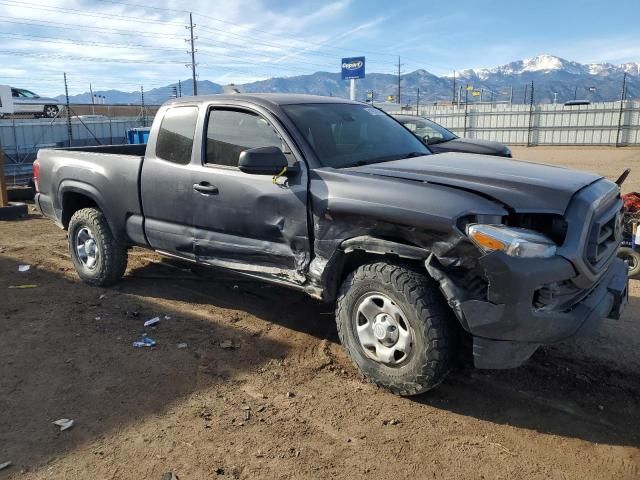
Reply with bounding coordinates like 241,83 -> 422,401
427,252 -> 628,369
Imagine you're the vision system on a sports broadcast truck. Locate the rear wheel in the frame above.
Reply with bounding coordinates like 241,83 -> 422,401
68,208 -> 128,286
617,247 -> 640,278
336,261 -> 455,396
43,105 -> 59,118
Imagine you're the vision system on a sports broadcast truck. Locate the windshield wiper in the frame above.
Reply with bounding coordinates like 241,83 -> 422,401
398,151 -> 428,159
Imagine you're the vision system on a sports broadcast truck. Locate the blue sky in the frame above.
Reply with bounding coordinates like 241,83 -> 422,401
0,0 -> 638,96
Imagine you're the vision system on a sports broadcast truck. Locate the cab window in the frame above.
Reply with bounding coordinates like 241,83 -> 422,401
155,106 -> 199,165
205,109 -> 284,167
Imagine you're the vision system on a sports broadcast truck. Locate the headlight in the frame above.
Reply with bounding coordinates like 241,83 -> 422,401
466,224 -> 556,258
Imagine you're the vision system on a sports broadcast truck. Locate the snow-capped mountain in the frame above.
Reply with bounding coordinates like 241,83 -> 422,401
455,54 -> 638,79
59,54 -> 639,105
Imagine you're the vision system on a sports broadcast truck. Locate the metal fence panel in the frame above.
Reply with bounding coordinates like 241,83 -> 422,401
379,100 -> 640,147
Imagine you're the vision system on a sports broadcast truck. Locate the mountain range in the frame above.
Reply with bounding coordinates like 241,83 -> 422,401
57,54 -> 639,106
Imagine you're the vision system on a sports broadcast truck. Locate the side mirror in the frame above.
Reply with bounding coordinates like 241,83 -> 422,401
238,146 -> 293,175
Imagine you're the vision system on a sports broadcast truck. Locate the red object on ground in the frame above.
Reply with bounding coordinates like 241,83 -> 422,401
623,192 -> 640,213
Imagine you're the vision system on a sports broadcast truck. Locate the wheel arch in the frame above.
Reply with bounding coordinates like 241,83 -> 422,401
318,235 -> 431,302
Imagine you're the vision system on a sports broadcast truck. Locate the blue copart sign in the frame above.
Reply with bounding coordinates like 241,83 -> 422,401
341,57 -> 365,80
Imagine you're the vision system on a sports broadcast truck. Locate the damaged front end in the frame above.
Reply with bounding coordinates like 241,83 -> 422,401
427,179 -> 628,370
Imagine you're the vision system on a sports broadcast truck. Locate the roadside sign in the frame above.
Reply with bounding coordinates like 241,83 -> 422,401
472,90 -> 481,97
341,57 -> 365,80
465,85 -> 474,91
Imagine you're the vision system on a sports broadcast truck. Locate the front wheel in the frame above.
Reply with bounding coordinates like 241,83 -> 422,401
44,105 -> 59,118
617,247 -> 640,278
68,208 -> 128,286
336,261 -> 455,396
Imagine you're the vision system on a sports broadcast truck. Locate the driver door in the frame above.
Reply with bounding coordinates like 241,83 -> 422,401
189,106 -> 310,282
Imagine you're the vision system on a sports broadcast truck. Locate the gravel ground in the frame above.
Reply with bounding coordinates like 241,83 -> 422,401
0,147 -> 639,479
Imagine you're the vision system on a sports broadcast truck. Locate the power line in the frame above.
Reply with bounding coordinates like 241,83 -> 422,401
0,0 -> 185,26
0,50 -> 187,64
0,16 -> 183,39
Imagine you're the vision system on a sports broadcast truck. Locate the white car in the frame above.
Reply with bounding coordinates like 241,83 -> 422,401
0,87 -> 62,118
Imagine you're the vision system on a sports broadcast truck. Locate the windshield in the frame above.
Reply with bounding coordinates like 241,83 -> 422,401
282,103 -> 430,168
400,117 -> 457,144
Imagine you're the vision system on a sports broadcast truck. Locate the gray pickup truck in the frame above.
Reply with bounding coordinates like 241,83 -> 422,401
34,94 -> 628,395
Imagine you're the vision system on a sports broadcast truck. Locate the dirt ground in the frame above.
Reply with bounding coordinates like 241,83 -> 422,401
1,147 -> 640,479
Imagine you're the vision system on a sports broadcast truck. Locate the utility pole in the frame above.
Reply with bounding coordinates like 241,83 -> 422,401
616,72 -> 628,147
523,84 -> 528,105
452,71 -> 456,104
527,80 -> 535,146
416,87 -> 420,115
89,83 -> 95,115
140,85 -> 147,127
187,12 -> 198,96
397,56 -> 402,105
458,85 -> 463,107
63,72 -> 72,147
178,80 -> 182,97
509,86 -> 513,105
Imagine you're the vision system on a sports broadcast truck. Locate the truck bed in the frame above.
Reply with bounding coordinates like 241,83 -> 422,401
54,144 -> 147,156
35,144 -> 147,245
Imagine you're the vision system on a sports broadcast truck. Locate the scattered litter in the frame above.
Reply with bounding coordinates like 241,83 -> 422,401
286,391 -> 295,398
143,316 -> 161,327
95,316 -> 101,321
164,315 -> 172,320
241,405 -> 251,410
133,334 -> 157,348
18,265 -> 30,272
220,340 -> 235,350
244,410 -> 251,421
256,405 -> 267,413
177,342 -> 188,349
8,284 -> 37,289
597,404 -> 605,411
383,419 -> 401,426
160,473 -> 179,480
0,461 -> 11,471
53,418 -> 74,431
99,294 -> 107,300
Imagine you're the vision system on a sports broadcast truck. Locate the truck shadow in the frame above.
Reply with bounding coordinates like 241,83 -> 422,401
0,255 -> 290,473
123,258 -> 640,448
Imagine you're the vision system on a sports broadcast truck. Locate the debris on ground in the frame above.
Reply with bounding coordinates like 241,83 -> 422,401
286,391 -> 295,398
177,343 -> 188,349
256,405 -> 267,413
132,334 -> 157,348
219,340 -> 235,350
0,461 -> 11,471
52,418 -> 74,431
160,472 -> 179,480
18,265 -> 30,272
383,419 -> 401,426
164,315 -> 172,320
99,294 -> 107,300
8,284 -> 37,289
143,316 -> 161,327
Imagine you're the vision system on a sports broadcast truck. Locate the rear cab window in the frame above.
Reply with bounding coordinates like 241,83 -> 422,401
155,106 -> 199,165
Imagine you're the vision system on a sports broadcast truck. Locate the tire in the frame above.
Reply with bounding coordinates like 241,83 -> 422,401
68,208 -> 128,286
617,247 -> 640,278
43,105 -> 59,118
336,261 -> 455,396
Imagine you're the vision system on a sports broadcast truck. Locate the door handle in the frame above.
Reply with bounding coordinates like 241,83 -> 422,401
193,182 -> 219,194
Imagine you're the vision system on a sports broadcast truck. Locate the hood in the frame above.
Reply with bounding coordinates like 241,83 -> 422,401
350,152 -> 602,213
430,137 -> 508,156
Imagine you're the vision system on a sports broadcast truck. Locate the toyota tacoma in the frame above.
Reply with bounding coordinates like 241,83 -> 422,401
34,94 -> 628,395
